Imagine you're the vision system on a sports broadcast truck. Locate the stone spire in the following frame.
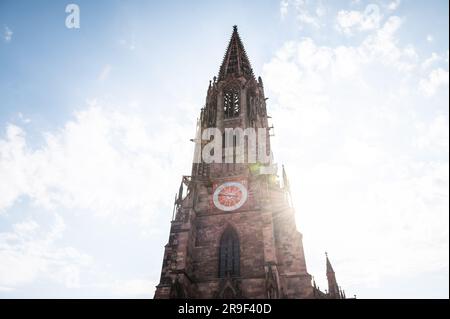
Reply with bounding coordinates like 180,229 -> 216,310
326,252 -> 341,299
218,25 -> 255,81
326,252 -> 334,273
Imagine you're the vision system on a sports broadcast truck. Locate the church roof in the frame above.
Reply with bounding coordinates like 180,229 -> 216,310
218,26 -> 255,81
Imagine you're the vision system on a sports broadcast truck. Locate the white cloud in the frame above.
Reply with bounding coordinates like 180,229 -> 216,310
3,26 -> 13,42
422,52 -> 443,69
280,0 -> 289,19
263,12 -> 449,296
361,16 -> 419,72
280,0 -> 327,29
0,100 -> 196,294
0,125 -> 28,212
17,112 -> 31,124
387,0 -> 401,11
427,34 -> 434,43
336,10 -> 365,34
336,6 -> 382,35
336,4 -> 383,35
415,115 -> 449,151
0,214 -> 92,290
420,68 -> 449,97
0,101 -> 193,225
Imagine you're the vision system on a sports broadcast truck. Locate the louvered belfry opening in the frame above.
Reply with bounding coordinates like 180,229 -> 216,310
223,88 -> 240,118
219,227 -> 240,278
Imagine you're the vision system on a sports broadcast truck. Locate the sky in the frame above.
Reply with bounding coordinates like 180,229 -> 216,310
0,0 -> 448,298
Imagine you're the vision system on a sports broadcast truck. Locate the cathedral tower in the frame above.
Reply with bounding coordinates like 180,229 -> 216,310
154,26 -> 343,299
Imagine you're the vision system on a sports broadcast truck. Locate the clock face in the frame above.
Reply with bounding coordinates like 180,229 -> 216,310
213,181 -> 248,211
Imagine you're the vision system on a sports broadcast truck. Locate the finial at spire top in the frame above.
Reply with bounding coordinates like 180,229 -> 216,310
233,25 -> 238,31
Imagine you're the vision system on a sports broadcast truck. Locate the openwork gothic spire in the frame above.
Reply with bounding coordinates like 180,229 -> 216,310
218,25 -> 255,81
326,252 -> 335,273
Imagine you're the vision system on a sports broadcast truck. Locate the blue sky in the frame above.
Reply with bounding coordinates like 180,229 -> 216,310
0,0 -> 448,298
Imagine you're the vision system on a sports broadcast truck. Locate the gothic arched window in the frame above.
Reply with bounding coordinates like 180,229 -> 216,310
219,227 -> 240,278
223,89 -> 240,118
